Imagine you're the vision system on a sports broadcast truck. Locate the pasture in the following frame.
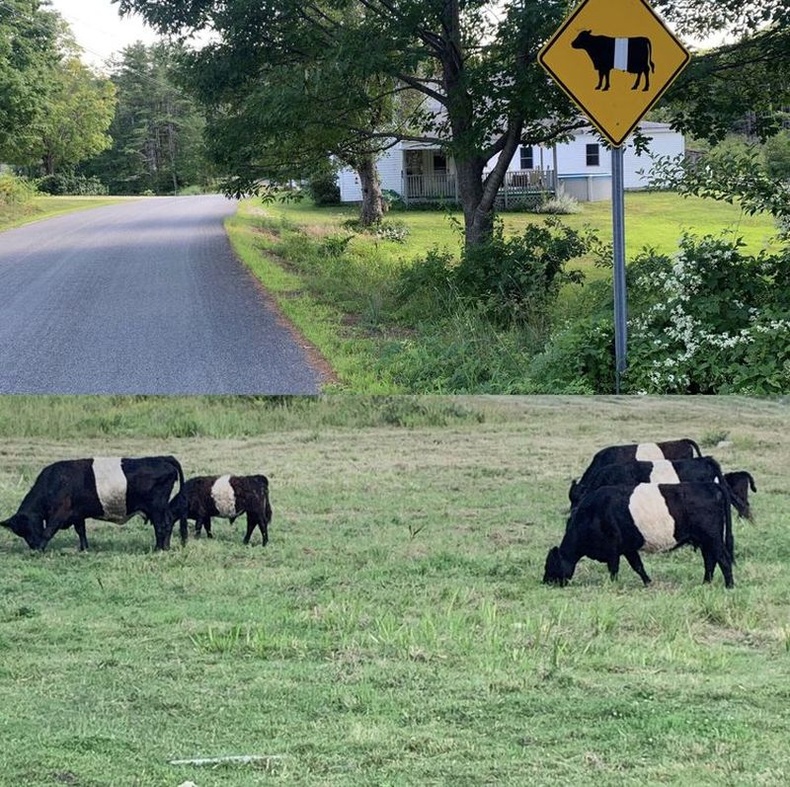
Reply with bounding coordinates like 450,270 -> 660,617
0,395 -> 788,785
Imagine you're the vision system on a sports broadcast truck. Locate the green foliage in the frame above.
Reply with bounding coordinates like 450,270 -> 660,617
452,217 -> 591,327
308,169 -> 340,206
82,43 -> 211,195
763,129 -> 790,181
0,173 -> 37,205
626,234 -> 790,394
537,234 -> 790,394
378,306 -> 540,393
35,173 -> 108,196
650,147 -> 790,239
0,1 -> 59,161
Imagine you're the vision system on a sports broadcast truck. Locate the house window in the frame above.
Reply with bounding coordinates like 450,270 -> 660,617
432,152 -> 447,172
586,144 -> 600,166
519,146 -> 534,170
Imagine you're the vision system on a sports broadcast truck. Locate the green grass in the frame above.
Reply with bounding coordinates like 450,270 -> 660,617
250,191 -> 782,270
0,395 -> 788,785
0,195 -> 129,231
224,193 -> 784,392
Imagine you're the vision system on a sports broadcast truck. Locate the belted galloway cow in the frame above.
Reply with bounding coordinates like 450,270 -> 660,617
544,482 -> 734,588
569,457 -> 749,518
571,30 -> 655,91
169,474 -> 272,545
575,438 -> 701,489
0,456 -> 186,551
724,471 -> 757,520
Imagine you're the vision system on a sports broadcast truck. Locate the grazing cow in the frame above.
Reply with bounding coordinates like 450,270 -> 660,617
544,482 -> 734,588
0,456 -> 186,551
569,457 -> 749,518
571,30 -> 655,91
574,438 -> 702,489
169,474 -> 272,545
724,471 -> 757,520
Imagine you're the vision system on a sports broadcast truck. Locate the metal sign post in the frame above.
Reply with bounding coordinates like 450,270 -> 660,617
611,146 -> 627,393
538,0 -> 691,392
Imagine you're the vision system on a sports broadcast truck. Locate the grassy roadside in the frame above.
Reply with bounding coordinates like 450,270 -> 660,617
0,395 -> 788,786
224,194 -> 781,392
0,195 -> 129,231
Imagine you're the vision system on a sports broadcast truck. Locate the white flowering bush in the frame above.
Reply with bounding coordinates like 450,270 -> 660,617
626,233 -> 790,393
530,232 -> 790,394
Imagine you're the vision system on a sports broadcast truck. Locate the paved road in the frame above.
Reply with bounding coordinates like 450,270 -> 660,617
0,196 -> 329,393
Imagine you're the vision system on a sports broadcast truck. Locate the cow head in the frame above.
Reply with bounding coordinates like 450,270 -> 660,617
571,30 -> 593,49
1,513 -> 46,550
543,546 -> 574,586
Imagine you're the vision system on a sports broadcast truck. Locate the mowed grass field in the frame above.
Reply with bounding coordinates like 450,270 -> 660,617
0,395 -> 788,786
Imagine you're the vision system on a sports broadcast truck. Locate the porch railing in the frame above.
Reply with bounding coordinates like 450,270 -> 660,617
401,169 -> 556,206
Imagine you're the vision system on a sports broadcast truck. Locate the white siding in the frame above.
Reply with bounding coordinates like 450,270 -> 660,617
338,149 -> 402,202
338,123 -> 684,203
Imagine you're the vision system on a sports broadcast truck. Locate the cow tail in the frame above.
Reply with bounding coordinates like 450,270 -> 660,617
263,478 -> 273,525
168,456 -> 188,544
721,485 -> 735,565
649,40 -> 654,72
685,438 -> 703,457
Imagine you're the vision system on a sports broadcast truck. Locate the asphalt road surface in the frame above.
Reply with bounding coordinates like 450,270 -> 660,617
0,195 -> 330,393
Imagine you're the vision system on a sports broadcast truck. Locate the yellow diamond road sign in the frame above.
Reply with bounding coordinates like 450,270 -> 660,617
539,0 -> 690,147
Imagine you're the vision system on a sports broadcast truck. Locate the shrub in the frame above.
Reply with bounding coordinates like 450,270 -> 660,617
624,233 -> 790,393
0,173 -> 37,205
36,173 -> 108,196
534,192 -> 582,215
378,305 -> 541,393
308,171 -> 340,206
452,217 -> 590,329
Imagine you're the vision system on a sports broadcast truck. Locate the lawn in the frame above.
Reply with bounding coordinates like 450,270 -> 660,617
0,395 -> 788,786
0,195 -> 128,231
250,191 -> 782,268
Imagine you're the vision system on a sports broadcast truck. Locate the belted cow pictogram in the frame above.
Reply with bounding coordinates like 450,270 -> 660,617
571,30 -> 655,91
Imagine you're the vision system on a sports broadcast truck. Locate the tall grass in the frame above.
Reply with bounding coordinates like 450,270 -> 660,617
0,396 -> 788,785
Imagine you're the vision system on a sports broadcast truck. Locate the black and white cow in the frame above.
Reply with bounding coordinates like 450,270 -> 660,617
575,438 -> 702,489
569,457 -> 749,518
723,471 -> 757,520
571,30 -> 655,91
0,456 -> 186,551
544,482 -> 734,588
169,474 -> 272,545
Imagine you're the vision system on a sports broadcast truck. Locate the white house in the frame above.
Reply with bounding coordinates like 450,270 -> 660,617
338,121 -> 683,205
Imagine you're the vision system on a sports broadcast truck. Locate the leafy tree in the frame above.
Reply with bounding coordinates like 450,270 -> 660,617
85,42 -> 210,195
28,57 -> 116,175
0,0 -> 59,161
115,0 -> 584,246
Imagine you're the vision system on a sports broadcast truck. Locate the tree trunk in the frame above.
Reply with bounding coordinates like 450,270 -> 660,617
355,152 -> 384,225
456,155 -> 493,248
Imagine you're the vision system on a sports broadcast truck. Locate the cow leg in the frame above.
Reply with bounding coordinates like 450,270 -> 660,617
701,548 -> 717,584
718,555 -> 735,589
607,554 -> 621,581
151,512 -> 173,550
624,551 -> 651,585
243,515 -> 256,545
204,517 -> 214,539
706,544 -> 735,589
74,519 -> 89,551
631,72 -> 642,90
596,70 -> 605,90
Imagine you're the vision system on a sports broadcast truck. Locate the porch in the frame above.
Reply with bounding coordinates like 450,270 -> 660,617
400,169 -> 557,207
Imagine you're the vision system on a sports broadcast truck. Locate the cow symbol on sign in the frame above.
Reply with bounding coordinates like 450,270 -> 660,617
571,30 -> 655,91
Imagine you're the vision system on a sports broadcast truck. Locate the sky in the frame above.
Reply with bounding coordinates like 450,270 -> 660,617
47,0 -> 161,70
